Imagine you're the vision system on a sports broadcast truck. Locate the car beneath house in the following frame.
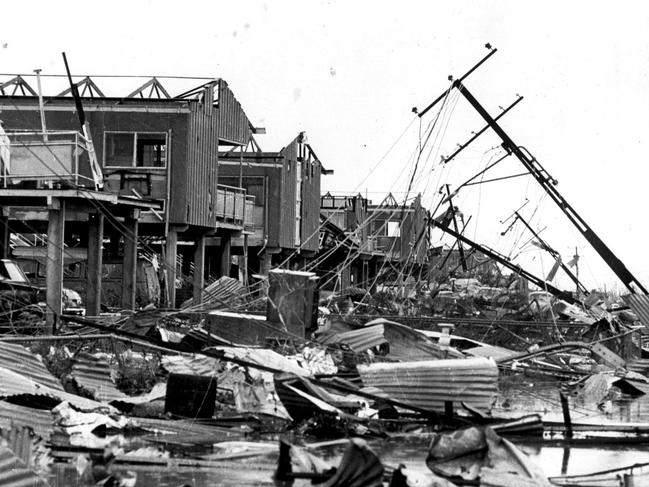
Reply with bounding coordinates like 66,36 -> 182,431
13,247 -> 161,311
0,259 -> 85,327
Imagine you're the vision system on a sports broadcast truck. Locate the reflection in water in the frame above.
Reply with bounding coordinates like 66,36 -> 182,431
48,375 -> 649,487
48,438 -> 649,486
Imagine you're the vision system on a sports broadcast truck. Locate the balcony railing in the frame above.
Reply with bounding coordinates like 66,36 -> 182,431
215,184 -> 248,224
1,131 -> 96,188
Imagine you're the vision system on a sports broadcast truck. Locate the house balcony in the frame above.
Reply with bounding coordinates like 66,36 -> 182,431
215,184 -> 256,228
1,131 -> 98,189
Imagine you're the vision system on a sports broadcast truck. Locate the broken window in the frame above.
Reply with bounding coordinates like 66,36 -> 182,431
104,132 -> 167,168
136,134 -> 166,167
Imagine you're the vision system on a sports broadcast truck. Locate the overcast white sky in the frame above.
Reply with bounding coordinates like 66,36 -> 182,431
1,1 -> 648,293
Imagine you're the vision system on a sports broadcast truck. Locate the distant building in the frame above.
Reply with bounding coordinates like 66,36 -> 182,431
316,192 -> 430,291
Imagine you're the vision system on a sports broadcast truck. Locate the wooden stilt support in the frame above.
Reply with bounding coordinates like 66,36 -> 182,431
86,213 -> 104,316
46,200 -> 65,333
121,212 -> 139,310
165,229 -> 178,308
193,233 -> 206,305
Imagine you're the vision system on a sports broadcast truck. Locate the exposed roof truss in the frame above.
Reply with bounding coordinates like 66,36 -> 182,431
0,76 -> 37,96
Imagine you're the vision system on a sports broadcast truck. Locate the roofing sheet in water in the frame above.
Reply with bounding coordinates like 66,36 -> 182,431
0,401 -> 54,440
0,445 -> 49,486
357,357 -> 498,413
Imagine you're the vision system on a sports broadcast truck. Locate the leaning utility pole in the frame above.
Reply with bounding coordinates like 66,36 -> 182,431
419,45 -> 647,295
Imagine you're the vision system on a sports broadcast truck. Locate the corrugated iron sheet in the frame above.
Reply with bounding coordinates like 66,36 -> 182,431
320,320 -> 463,361
217,80 -> 251,146
0,401 -> 53,441
320,325 -> 386,351
0,445 -> 49,486
0,343 -> 63,392
357,357 -> 498,413
181,276 -> 245,310
0,366 -> 111,412
67,352 -> 168,411
70,352 -> 125,403
71,354 -> 167,407
623,294 -> 649,328
187,85 -> 219,228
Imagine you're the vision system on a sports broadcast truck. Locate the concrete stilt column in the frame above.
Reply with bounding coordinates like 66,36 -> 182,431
193,233 -> 206,305
86,213 -> 104,316
165,229 -> 178,308
46,200 -> 65,333
121,213 -> 139,310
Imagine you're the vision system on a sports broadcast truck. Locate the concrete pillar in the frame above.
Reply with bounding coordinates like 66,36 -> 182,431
46,200 -> 65,333
86,213 -> 104,316
165,229 -> 178,308
121,213 -> 139,310
193,233 -> 206,304
219,234 -> 231,278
